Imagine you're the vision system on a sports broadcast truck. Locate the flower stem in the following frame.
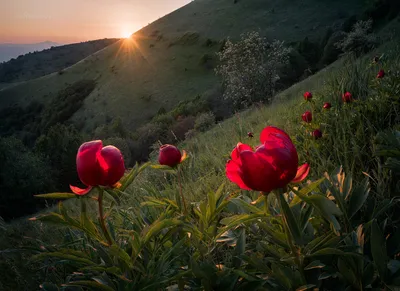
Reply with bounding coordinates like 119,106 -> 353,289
98,188 -> 113,246
177,166 -> 188,214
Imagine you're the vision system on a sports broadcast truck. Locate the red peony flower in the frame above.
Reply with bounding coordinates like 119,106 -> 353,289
377,69 -> 385,79
323,102 -> 332,109
342,92 -> 352,103
247,132 -> 254,138
70,140 -> 125,195
302,111 -> 312,123
226,126 -> 310,193
158,144 -> 186,167
312,129 -> 323,139
303,91 -> 313,101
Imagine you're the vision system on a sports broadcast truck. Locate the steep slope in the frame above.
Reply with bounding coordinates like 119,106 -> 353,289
0,0 -> 364,133
0,41 -> 58,63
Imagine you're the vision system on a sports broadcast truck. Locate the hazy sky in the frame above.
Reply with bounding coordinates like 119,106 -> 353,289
0,0 -> 191,44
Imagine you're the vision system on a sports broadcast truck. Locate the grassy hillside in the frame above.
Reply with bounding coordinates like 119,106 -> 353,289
0,0 -> 365,134
0,39 -> 119,84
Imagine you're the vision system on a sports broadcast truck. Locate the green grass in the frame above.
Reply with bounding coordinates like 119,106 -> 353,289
0,0 -> 365,134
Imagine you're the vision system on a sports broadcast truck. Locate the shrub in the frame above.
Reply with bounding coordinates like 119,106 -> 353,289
335,19 -> 378,56
216,31 -> 291,108
319,31 -> 346,67
194,112 -> 216,132
0,137 -> 53,220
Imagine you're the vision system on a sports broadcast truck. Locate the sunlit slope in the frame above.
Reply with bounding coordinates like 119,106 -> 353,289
0,0 -> 364,132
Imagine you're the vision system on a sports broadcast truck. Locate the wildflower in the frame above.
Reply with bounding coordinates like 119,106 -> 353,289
226,126 -> 310,193
158,144 -> 187,167
247,132 -> 254,138
70,140 -> 125,195
377,69 -> 385,79
304,91 -> 313,101
302,111 -> 312,123
342,92 -> 352,103
312,129 -> 323,139
323,102 -> 332,109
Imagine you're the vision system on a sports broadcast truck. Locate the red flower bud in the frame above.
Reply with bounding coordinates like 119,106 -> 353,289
247,132 -> 254,138
377,69 -> 385,79
323,102 -> 332,109
70,140 -> 125,195
226,126 -> 309,193
342,92 -> 352,103
302,111 -> 312,123
312,129 -> 323,139
158,144 -> 183,167
303,91 -> 313,101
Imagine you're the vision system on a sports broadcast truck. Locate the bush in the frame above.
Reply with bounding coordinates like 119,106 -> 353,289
216,31 -> 291,108
319,31 -> 346,67
194,112 -> 216,132
0,137 -> 53,220
335,19 -> 378,56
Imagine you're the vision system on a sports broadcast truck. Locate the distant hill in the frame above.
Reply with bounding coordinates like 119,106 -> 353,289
0,39 -> 119,83
0,41 -> 59,63
0,0 -> 366,134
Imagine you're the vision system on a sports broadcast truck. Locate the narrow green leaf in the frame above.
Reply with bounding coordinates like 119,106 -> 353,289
218,213 -> 267,236
348,178 -> 369,219
371,220 -> 388,281
296,284 -> 316,291
304,260 -> 325,270
63,280 -> 114,291
31,252 -> 96,266
34,193 -> 76,199
40,283 -> 59,291
233,228 -> 246,268
229,198 -> 263,214
308,248 -> 361,258
109,245 -> 133,268
142,218 -> 182,244
29,212 -> 68,225
278,194 -> 303,246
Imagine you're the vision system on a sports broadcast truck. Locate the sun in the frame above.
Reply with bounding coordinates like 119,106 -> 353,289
121,30 -> 132,39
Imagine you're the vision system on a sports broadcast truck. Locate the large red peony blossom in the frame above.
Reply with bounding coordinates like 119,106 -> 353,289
226,126 -> 310,193
70,140 -> 125,195
303,91 -> 313,101
158,144 -> 186,168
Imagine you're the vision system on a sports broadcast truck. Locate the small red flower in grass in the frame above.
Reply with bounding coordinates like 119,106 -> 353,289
342,92 -> 352,103
377,69 -> 385,79
226,126 -> 310,193
323,102 -> 332,109
158,144 -> 187,167
303,91 -> 312,101
312,129 -> 323,139
247,132 -> 254,138
302,111 -> 312,123
70,140 -> 125,195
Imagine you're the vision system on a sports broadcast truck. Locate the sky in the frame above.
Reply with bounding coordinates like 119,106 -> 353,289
0,0 -> 191,44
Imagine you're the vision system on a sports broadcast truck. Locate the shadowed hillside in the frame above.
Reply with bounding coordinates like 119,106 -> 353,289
0,38 -> 119,84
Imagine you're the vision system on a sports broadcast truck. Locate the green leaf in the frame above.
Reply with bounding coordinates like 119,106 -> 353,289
304,260 -> 325,270
34,193 -> 76,199
278,194 -> 303,246
229,198 -> 263,214
29,212 -> 68,225
218,214 -> 267,235
109,245 -> 133,269
371,220 -> 388,281
233,228 -> 246,268
296,284 -> 316,291
63,280 -> 114,291
308,248 -> 361,258
348,178 -> 369,219
142,218 -> 182,244
40,283 -> 59,291
31,252 -> 96,266
120,162 -> 151,191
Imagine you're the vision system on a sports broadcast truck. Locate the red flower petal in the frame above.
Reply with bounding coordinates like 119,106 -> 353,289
291,163 -> 310,184
226,159 -> 252,190
76,140 -> 103,186
260,126 -> 291,144
70,185 -> 93,196
99,146 -> 126,186
231,142 -> 253,162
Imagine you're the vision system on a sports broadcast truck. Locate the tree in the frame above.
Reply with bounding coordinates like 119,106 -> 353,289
216,31 -> 291,108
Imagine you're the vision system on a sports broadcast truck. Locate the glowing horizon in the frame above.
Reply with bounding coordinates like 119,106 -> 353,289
0,0 -> 190,44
